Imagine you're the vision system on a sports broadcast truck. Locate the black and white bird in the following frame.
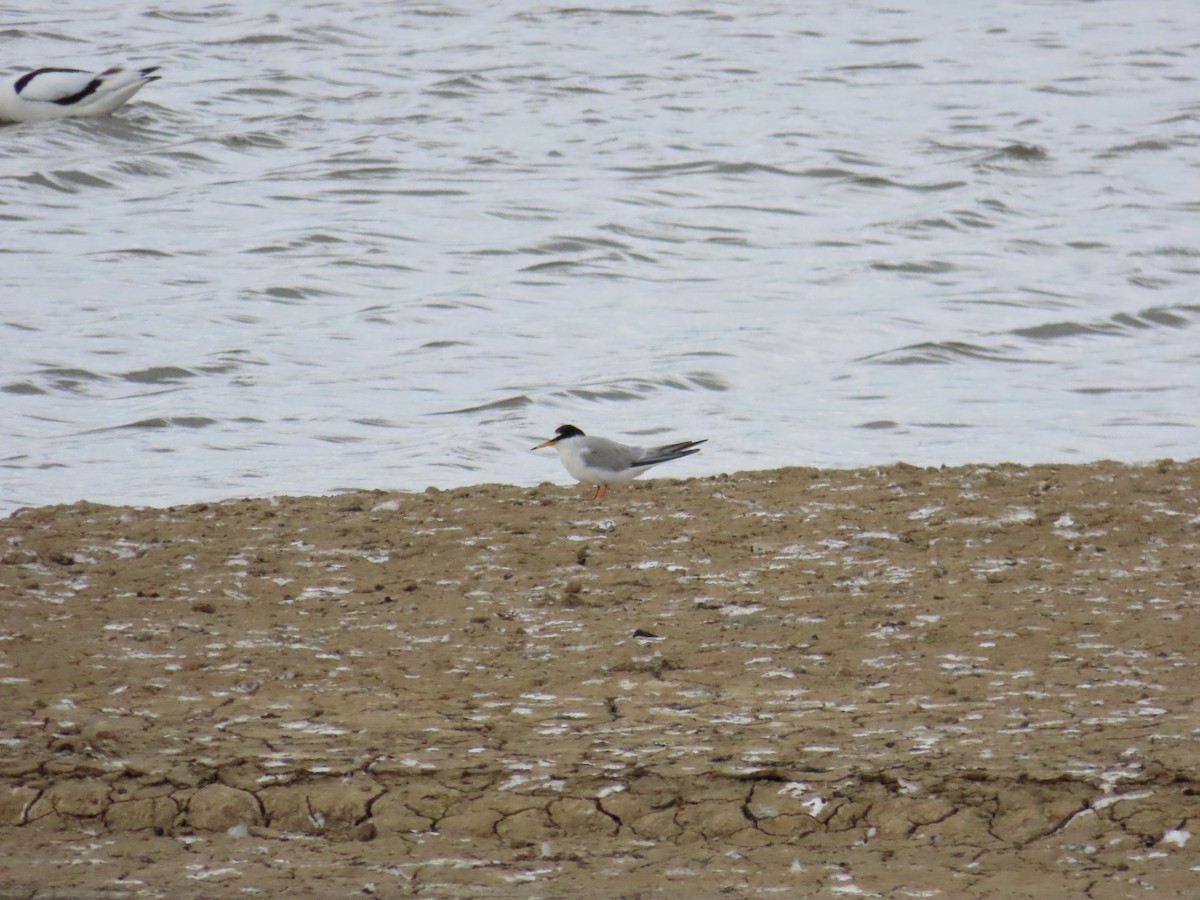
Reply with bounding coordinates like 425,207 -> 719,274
0,65 -> 161,123
533,424 -> 707,499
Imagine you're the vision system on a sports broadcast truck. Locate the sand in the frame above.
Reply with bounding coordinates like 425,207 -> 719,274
1,459 -> 1198,898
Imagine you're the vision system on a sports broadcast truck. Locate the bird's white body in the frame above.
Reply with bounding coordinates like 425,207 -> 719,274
0,65 -> 160,123
534,425 -> 706,499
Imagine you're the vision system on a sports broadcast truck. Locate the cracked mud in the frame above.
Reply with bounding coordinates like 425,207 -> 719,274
1,460 -> 1198,897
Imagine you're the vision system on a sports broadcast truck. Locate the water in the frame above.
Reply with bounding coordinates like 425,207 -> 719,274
3,1 -> 1199,514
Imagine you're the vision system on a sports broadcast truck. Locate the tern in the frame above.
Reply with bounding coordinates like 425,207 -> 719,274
0,65 -> 161,123
533,424 -> 707,499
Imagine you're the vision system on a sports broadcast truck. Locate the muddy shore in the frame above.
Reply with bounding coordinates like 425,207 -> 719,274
1,460 -> 1198,898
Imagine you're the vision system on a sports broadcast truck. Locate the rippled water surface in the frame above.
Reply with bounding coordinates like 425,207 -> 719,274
3,1 -> 1199,512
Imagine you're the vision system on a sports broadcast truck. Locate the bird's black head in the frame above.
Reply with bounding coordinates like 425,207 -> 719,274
556,424 -> 585,439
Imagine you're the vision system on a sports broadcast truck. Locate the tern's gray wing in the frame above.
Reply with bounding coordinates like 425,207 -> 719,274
631,438 -> 708,468
579,437 -> 639,473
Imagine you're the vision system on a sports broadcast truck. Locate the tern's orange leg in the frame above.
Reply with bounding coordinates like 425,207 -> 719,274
592,484 -> 608,500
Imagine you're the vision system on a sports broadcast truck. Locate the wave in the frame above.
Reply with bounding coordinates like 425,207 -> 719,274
862,304 -> 1200,366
